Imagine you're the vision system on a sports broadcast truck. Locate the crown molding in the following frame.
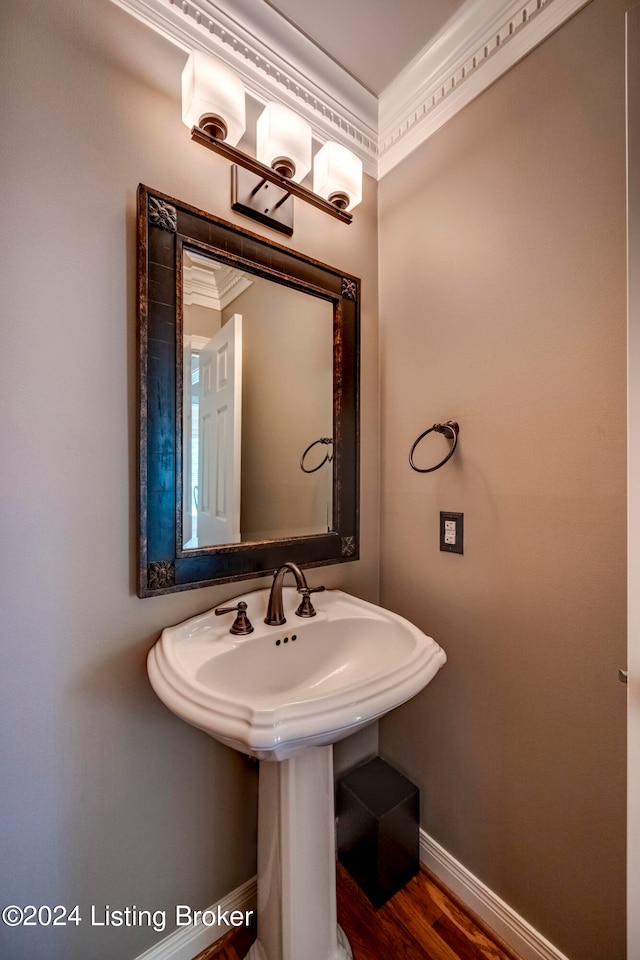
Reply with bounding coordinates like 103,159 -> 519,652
377,0 -> 593,178
183,250 -> 252,310
110,0 -> 593,182
108,0 -> 378,176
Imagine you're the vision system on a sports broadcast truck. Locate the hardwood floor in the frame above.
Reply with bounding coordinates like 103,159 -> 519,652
193,865 -> 522,960
193,919 -> 256,960
336,865 -> 521,960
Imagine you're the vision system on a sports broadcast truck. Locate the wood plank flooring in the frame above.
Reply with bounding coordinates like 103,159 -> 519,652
193,919 -> 256,960
193,865 -> 522,960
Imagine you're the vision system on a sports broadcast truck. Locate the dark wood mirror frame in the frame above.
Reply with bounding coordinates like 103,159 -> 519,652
137,184 -> 360,597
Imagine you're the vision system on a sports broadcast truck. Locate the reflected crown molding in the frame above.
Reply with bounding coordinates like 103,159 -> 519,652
111,0 -> 591,180
183,250 -> 252,310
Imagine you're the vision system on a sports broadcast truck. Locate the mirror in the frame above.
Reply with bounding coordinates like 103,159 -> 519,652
181,250 -> 334,549
137,185 -> 360,597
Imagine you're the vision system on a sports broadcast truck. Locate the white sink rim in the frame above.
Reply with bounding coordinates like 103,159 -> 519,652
148,588 -> 446,759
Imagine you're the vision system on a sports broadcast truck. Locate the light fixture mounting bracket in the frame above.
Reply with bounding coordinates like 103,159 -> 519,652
231,165 -> 293,236
190,126 -> 353,228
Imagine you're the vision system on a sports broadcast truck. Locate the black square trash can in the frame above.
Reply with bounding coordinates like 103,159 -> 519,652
336,757 -> 419,907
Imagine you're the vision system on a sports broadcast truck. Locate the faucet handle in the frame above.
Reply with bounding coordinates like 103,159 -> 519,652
295,585 -> 325,618
214,600 -> 254,635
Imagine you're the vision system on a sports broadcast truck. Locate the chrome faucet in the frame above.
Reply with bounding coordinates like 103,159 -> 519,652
264,562 -> 325,626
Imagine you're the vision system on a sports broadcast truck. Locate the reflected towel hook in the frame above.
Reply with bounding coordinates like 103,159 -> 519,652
409,421 -> 459,473
300,437 -> 334,473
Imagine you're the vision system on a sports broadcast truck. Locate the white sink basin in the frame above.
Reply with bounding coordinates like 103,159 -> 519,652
148,587 -> 446,760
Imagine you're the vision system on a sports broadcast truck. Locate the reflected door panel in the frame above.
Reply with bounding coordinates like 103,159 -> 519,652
197,314 -> 242,546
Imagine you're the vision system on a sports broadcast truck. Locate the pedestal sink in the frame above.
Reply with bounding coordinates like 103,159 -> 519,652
148,587 -> 446,960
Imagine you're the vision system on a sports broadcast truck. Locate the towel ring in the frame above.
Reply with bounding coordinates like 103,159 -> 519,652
409,421 -> 459,473
300,437 -> 334,473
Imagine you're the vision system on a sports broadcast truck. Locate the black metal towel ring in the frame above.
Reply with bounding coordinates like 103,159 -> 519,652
409,421 -> 460,473
300,437 -> 334,473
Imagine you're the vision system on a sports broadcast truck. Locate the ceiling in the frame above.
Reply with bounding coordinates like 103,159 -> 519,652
263,0 -> 468,95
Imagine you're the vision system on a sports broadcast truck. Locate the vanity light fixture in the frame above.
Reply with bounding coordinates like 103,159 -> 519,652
181,50 -> 246,146
256,102 -> 312,183
182,50 -> 362,236
313,141 -> 363,212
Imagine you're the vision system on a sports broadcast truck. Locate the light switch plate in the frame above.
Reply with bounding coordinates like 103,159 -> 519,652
440,512 -> 463,554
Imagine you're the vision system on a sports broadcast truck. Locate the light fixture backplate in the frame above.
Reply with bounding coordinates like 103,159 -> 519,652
231,165 -> 293,236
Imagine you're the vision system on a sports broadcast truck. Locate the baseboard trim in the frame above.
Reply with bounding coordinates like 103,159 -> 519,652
132,876 -> 256,960
134,833 -> 570,960
419,830 -> 570,960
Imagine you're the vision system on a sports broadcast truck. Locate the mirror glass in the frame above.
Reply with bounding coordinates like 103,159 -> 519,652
137,185 -> 359,597
181,249 -> 334,548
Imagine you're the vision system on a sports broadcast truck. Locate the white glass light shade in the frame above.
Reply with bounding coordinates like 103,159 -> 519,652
256,103 -> 312,183
181,51 -> 246,146
313,142 -> 363,212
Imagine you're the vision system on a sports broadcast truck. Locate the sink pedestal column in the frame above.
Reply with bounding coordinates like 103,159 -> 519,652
247,745 -> 352,960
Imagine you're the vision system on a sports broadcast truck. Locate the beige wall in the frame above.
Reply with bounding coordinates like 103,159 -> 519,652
0,1 -> 379,958
185,302 -> 222,339
378,1 -> 627,958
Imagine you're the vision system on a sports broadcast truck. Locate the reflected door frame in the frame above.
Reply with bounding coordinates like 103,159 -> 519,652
196,314 -> 242,547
